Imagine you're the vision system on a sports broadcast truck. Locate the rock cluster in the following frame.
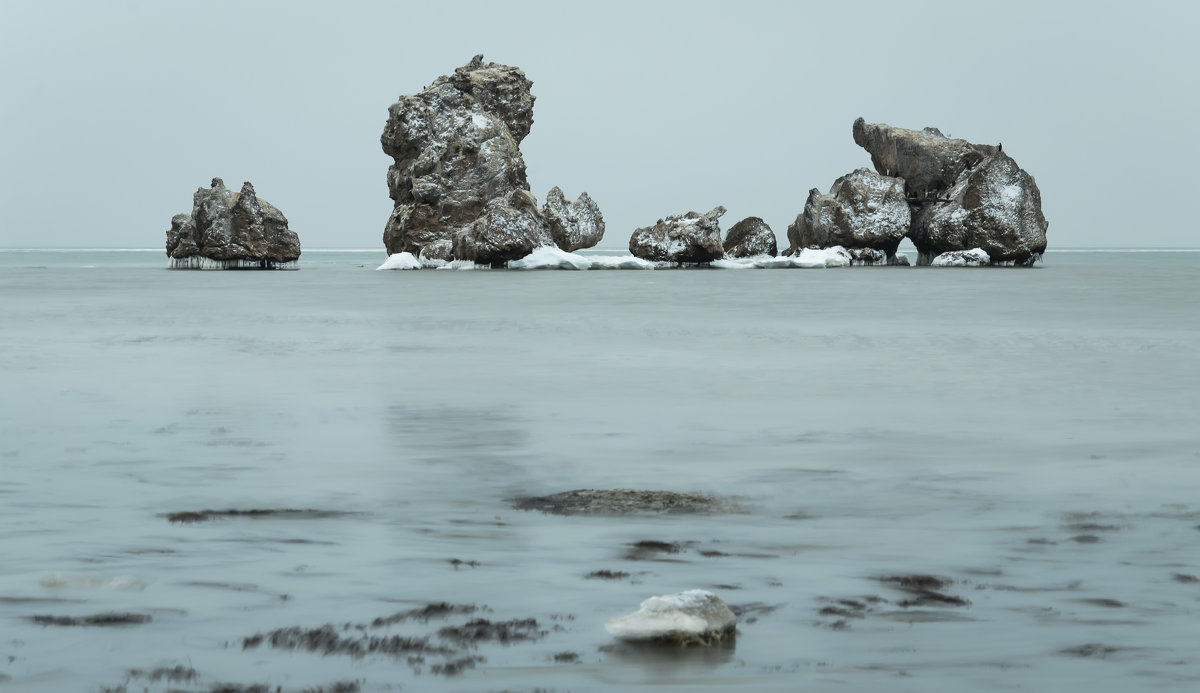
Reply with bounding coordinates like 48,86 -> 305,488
629,206 -> 727,264
786,119 -> 1047,266
381,55 -> 603,266
166,178 -> 300,269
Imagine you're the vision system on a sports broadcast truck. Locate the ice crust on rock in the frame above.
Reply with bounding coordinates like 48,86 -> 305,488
629,207 -> 727,264
376,251 -> 423,270
931,248 -> 991,266
604,589 -> 736,645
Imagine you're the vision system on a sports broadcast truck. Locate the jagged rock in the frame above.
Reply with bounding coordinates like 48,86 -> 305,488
165,178 -> 300,269
629,206 -> 726,264
543,187 -> 604,252
852,118 -> 992,200
723,217 -> 777,258
783,168 -> 910,258
852,118 -> 1047,265
381,55 -> 553,265
931,248 -> 991,267
911,152 -> 1048,265
604,590 -> 736,645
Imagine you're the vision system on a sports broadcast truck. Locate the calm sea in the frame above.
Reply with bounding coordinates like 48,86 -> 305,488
1,249 -> 1198,692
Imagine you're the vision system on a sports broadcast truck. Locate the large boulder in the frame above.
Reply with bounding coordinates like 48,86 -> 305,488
381,55 -> 553,265
852,118 -> 1047,265
629,206 -> 726,264
783,168 -> 910,259
723,217 -> 777,258
166,178 -> 300,269
543,186 -> 604,252
910,152 -> 1048,265
604,590 -> 736,646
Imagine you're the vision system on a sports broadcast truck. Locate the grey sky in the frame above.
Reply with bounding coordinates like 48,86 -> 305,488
1,0 -> 1196,250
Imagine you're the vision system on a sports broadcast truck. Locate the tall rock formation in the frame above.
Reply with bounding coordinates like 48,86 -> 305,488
543,187 -> 605,252
381,55 -> 603,266
165,178 -> 300,269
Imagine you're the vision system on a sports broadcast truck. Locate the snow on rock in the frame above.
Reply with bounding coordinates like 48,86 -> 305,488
376,251 -> 423,270
784,168 -> 910,260
543,187 -> 605,252
723,217 -> 778,258
166,178 -> 300,269
629,207 -> 726,264
507,246 -> 590,270
930,248 -> 991,267
604,589 -> 736,645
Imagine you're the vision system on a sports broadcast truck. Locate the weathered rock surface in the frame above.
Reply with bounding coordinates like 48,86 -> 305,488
166,178 -> 300,269
784,168 -> 910,258
512,489 -> 734,515
604,590 -> 736,645
910,152 -> 1048,265
852,118 -> 1047,265
543,187 -> 604,252
723,217 -> 777,258
381,55 -> 557,266
629,206 -> 726,264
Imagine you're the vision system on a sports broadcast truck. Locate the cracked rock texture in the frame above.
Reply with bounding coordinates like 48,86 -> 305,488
629,207 -> 727,264
165,178 -> 300,268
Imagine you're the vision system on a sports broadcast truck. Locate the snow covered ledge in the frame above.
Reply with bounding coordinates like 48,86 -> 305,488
168,256 -> 298,270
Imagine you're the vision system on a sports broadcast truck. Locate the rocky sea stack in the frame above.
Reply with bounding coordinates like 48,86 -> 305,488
381,55 -> 603,266
166,178 -> 300,270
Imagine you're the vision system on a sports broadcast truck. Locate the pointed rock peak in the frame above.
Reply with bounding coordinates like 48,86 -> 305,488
468,54 -> 484,69
240,181 -> 256,195
210,177 -> 226,189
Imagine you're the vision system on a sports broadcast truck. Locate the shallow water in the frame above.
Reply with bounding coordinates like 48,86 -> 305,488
1,249 -> 1198,691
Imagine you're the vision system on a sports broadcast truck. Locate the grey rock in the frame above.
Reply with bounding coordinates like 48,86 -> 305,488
166,178 -> 300,269
512,489 -> 736,516
911,152 -> 1048,266
381,55 -> 553,265
846,247 -> 888,265
784,168 -> 910,258
852,117 -> 992,200
723,217 -> 777,258
629,206 -> 726,264
543,186 -> 604,252
852,118 -> 1048,265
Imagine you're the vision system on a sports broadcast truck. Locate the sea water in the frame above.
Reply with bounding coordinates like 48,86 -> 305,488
1,249 -> 1198,691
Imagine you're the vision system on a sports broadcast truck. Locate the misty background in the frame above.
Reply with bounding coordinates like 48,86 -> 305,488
1,0 -> 1195,250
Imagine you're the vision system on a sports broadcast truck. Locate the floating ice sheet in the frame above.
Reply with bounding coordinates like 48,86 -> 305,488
376,252 -> 423,270
604,589 -> 736,644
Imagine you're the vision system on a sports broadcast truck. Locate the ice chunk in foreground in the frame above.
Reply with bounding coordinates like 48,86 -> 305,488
376,252 -> 423,270
507,246 -> 591,270
931,248 -> 990,267
604,589 -> 736,645
585,254 -> 656,270
796,246 -> 852,268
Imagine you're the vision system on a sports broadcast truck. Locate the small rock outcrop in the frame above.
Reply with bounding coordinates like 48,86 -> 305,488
783,168 -> 910,259
723,217 -> 777,258
605,590 -> 736,646
852,118 -> 1047,265
629,206 -> 726,264
166,178 -> 300,269
381,55 -> 559,266
543,187 -> 604,252
930,248 -> 991,267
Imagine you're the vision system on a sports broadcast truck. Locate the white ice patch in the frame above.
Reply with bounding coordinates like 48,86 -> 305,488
436,259 -> 485,271
796,246 -> 852,268
376,252 -> 423,270
604,589 -> 736,642
471,113 -> 490,130
584,254 -> 656,270
507,246 -> 591,270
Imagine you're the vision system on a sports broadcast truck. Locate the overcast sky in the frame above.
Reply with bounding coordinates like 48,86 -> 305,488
1,0 -> 1196,250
